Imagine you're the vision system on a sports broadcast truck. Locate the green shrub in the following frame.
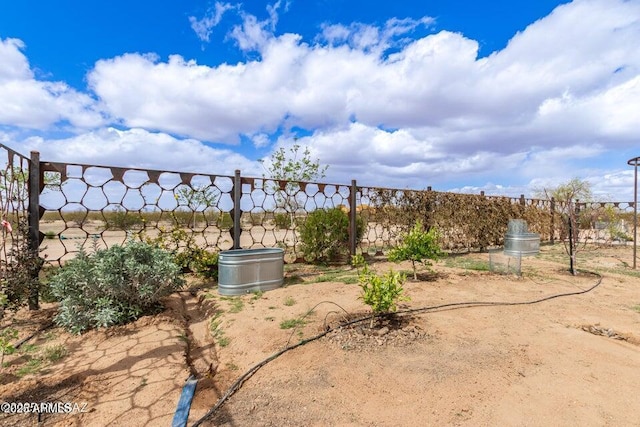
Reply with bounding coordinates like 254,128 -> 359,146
103,208 -> 144,231
388,221 -> 442,280
142,226 -> 218,280
0,327 -> 18,367
0,219 -> 42,314
298,208 -> 364,263
354,257 -> 408,326
274,213 -> 292,229
49,241 -> 184,334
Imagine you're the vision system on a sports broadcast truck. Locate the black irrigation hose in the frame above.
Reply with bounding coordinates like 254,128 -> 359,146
13,321 -> 54,350
398,269 -> 602,317
190,269 -> 602,427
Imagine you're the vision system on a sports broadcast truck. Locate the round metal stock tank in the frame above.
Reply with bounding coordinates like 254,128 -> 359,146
218,248 -> 284,296
504,219 -> 540,257
504,233 -> 540,256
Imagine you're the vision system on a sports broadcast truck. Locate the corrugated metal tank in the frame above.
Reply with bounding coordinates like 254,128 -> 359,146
504,219 -> 540,257
218,248 -> 284,296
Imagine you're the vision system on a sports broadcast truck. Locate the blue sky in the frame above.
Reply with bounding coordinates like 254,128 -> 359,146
1,0 -> 639,200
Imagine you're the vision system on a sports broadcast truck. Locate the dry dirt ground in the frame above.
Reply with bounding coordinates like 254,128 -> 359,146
1,244 -> 639,426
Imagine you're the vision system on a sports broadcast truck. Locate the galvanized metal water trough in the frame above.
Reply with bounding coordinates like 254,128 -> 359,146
218,248 -> 284,296
504,219 -> 540,257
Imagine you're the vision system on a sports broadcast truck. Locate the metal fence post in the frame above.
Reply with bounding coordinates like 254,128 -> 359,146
232,169 -> 242,250
28,151 -> 41,310
628,156 -> 639,269
349,179 -> 357,260
550,197 -> 555,244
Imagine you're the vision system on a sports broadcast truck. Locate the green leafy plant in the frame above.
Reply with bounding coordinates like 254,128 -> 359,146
274,212 -> 292,229
260,144 -> 329,246
388,221 -> 442,280
0,218 -> 43,313
49,241 -> 184,334
209,313 -> 230,347
0,327 -> 18,367
298,207 -> 364,263
283,296 -> 296,306
227,298 -> 244,313
143,226 -> 218,279
354,257 -> 409,327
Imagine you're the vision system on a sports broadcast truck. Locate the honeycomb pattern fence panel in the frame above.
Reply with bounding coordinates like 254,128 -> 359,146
356,186 -> 573,255
39,161 -> 237,266
357,186 -> 408,256
0,144 -> 31,269
33,158 -> 637,266
238,177 -> 351,263
574,201 -> 636,246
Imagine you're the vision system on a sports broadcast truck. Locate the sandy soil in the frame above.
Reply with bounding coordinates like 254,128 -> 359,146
1,244 -> 639,426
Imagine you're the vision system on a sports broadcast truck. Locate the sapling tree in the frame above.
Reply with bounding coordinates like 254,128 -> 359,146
388,220 -> 442,280
537,178 -> 593,275
259,144 -> 328,227
352,255 -> 409,327
175,185 -> 218,228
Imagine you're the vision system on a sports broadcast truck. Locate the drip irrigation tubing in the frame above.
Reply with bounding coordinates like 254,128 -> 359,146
190,269 -> 602,427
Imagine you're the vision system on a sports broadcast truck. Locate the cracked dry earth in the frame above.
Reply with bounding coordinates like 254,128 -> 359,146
1,244 -> 640,426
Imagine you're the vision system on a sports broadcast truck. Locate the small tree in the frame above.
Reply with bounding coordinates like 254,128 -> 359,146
353,255 -> 409,328
175,185 -> 218,228
537,178 -> 592,275
388,221 -> 442,280
260,144 -> 328,228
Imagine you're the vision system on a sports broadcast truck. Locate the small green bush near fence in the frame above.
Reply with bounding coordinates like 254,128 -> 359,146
48,240 -> 184,334
298,208 -> 364,264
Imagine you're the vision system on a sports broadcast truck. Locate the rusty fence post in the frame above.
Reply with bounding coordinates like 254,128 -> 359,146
28,151 -> 41,310
232,169 -> 242,250
349,179 -> 357,261
550,197 -> 555,244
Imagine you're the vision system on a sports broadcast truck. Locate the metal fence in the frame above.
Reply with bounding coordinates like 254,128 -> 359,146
0,144 -> 636,271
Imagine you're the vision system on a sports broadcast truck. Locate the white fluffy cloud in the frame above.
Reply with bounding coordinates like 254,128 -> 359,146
87,0 -> 639,150
14,127 -> 259,176
189,2 -> 235,43
1,0 -> 639,200
0,38 -> 105,130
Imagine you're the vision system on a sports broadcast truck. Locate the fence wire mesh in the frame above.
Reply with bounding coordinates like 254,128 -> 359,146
0,145 -> 30,269
0,145 -> 635,268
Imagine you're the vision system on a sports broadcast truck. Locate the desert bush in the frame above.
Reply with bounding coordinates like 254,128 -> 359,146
102,208 -> 144,231
388,221 -> 442,280
353,256 -> 408,326
143,226 -> 218,279
298,208 -> 364,263
49,241 -> 184,334
274,212 -> 291,229
0,219 -> 43,315
175,248 -> 218,279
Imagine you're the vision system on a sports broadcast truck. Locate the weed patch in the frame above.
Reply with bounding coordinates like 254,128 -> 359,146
280,318 -> 306,329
